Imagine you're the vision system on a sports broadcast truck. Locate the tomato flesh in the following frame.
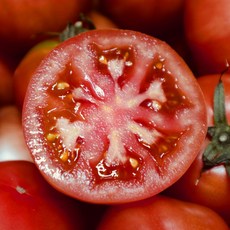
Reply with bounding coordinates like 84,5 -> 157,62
43,52 -> 187,178
23,29 -> 207,203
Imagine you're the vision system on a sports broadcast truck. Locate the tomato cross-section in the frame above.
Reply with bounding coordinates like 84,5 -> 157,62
23,29 -> 207,204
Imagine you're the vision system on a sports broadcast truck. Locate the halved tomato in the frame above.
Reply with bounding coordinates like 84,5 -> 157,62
22,29 -> 207,204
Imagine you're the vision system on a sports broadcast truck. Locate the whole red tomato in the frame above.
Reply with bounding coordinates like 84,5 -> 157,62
97,0 -> 185,39
97,195 -> 229,229
164,73 -> 230,225
0,160 -> 85,230
22,29 -> 207,204
0,0 -> 92,56
184,0 -> 230,75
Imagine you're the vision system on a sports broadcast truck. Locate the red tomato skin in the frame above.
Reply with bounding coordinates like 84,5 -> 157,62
0,0 -> 92,55
87,10 -> 118,29
22,29 -> 207,204
0,161 -> 85,230
97,195 -> 229,230
184,0 -> 230,75
164,74 -> 230,225
98,0 -> 184,38
0,57 -> 13,106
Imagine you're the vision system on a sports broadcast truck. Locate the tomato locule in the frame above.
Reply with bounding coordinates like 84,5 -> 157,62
22,29 -> 207,204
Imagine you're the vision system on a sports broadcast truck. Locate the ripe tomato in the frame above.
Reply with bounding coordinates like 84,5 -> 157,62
164,73 -> 230,225
0,0 -> 92,56
0,160 -> 85,230
97,0 -> 185,38
97,195 -> 229,229
184,0 -> 230,75
22,29 -> 207,204
0,56 -> 13,106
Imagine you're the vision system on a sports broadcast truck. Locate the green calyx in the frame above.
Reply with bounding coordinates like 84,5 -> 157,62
59,14 -> 96,42
203,75 -> 230,176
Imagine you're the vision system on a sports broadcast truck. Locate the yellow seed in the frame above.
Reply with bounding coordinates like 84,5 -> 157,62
154,62 -> 163,70
169,100 -> 178,106
99,55 -> 108,65
129,157 -> 139,168
159,145 -> 168,153
66,93 -> 73,100
123,52 -> 129,60
46,133 -> 59,142
60,150 -> 69,162
57,82 -> 70,90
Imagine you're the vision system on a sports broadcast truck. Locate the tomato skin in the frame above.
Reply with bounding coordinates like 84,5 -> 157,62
22,29 -> 207,204
86,10 -> 118,29
0,161 -> 85,230
13,40 -> 59,109
0,0 -> 92,56
0,57 -> 14,106
97,195 -> 229,230
184,0 -> 230,75
164,74 -> 230,225
98,0 -> 184,38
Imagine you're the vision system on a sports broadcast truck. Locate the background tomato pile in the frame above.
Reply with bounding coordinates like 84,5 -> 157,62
0,0 -> 230,229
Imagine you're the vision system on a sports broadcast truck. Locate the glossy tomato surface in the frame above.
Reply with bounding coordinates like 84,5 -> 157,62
164,74 -> 230,224
0,57 -> 13,106
184,0 -> 230,75
22,29 -> 207,204
0,161 -> 85,230
0,0 -> 92,55
87,10 -> 118,30
97,195 -> 229,230
98,0 -> 185,38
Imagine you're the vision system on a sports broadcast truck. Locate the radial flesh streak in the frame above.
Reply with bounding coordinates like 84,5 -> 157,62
44,45 -> 189,181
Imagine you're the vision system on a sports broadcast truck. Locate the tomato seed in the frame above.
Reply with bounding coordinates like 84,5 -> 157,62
154,61 -> 164,70
129,157 -> 139,168
59,150 -> 69,162
99,55 -> 108,65
46,133 -> 59,142
56,82 -> 70,90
